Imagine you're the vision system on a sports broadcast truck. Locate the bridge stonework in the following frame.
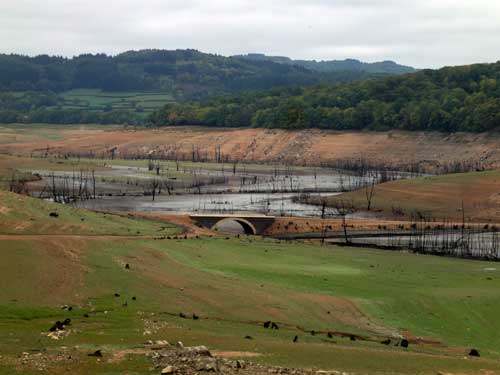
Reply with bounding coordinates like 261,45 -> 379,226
190,214 -> 275,235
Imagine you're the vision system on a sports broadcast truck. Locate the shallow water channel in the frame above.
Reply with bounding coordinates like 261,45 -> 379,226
29,161 -> 410,217
74,192 -> 339,216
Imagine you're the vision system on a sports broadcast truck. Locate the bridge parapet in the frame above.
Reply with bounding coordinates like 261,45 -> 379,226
190,214 -> 275,235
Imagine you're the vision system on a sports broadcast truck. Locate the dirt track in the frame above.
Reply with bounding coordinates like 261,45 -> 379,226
3,126 -> 500,171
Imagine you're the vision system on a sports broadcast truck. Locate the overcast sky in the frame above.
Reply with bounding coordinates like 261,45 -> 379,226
1,0 -> 500,68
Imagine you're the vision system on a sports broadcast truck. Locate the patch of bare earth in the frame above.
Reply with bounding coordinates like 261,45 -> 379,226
0,205 -> 10,215
212,351 -> 261,358
264,217 -> 414,236
138,213 -> 212,237
13,237 -> 89,305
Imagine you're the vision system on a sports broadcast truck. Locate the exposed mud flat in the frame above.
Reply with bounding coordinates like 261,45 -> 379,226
3,126 -> 500,171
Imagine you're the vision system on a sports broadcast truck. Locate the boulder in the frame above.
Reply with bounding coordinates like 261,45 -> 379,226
186,345 -> 212,357
469,348 -> 480,357
88,350 -> 102,357
161,365 -> 174,374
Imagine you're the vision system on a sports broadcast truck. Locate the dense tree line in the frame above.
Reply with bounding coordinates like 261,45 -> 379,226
149,62 -> 500,132
0,49 -> 387,101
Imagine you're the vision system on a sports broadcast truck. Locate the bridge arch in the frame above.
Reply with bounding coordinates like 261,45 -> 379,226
211,217 -> 258,235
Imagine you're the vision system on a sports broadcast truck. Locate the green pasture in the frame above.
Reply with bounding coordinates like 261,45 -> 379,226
60,89 -> 174,113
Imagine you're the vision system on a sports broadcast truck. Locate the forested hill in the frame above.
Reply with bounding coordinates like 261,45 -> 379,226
0,49 -> 386,99
149,62 -> 500,132
0,49 -> 402,124
233,53 -> 416,75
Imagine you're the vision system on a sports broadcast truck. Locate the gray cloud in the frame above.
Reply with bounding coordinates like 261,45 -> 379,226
1,0 -> 499,68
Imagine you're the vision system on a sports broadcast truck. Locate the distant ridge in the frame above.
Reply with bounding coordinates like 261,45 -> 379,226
0,49 -> 415,125
233,53 -> 416,75
0,49 -> 397,100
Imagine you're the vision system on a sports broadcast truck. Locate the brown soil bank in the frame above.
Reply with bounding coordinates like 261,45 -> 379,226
2,126 -> 500,171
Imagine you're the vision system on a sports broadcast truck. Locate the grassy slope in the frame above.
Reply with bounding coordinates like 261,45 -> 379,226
326,170 -> 500,222
165,238 -> 500,351
0,190 -> 179,236
1,192 -> 500,374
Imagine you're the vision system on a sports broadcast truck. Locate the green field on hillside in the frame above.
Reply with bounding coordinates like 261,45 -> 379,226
60,89 -> 174,114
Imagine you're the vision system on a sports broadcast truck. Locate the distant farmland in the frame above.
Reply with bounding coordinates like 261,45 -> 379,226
59,89 -> 174,116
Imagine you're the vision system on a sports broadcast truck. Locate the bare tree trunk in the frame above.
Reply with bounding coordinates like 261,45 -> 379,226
365,180 -> 376,211
342,216 -> 349,244
92,169 -> 96,199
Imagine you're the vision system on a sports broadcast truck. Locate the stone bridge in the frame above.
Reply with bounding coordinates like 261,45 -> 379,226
190,214 -> 276,235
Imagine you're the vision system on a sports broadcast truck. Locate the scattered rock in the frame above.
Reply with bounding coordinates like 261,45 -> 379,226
49,318 -> 71,332
161,365 -> 174,374
186,346 -> 212,357
153,340 -> 171,349
88,350 -> 102,357
150,342 -> 352,375
49,321 -> 63,332
47,329 -> 71,340
469,348 -> 480,357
